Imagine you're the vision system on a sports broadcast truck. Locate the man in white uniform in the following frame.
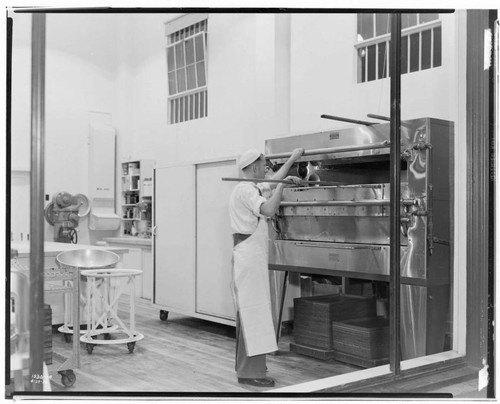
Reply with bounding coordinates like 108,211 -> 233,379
229,147 -> 303,388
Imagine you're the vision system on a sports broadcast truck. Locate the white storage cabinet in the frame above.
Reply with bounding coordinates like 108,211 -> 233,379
152,159 -> 237,325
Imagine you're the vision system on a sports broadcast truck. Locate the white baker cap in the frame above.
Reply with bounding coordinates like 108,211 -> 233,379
237,149 -> 263,170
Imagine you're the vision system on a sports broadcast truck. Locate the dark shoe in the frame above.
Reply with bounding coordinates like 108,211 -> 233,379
238,377 -> 275,387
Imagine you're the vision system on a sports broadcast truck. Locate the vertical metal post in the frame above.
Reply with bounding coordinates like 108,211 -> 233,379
389,13 -> 402,375
6,16 -> 13,387
29,12 -> 46,391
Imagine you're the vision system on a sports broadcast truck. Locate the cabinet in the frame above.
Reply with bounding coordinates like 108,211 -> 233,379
102,238 -> 153,300
120,247 -> 142,297
120,160 -> 155,238
153,159 -> 237,325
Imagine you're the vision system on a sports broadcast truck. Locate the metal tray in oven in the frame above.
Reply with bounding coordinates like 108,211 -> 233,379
281,183 -> 391,205
277,183 -> 408,245
278,216 -> 397,245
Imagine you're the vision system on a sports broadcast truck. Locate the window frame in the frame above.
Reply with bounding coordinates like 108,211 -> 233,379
355,17 -> 442,83
165,14 -> 208,124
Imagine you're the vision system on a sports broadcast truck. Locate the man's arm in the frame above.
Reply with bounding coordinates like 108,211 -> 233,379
270,148 -> 304,181
260,176 -> 301,217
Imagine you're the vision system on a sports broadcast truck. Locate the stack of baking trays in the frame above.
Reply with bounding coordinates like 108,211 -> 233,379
291,294 -> 389,368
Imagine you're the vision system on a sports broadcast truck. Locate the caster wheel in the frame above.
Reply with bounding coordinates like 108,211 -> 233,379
86,343 -> 95,354
159,310 -> 169,321
59,370 -> 76,387
63,333 -> 72,343
127,342 -> 136,353
104,333 -> 112,340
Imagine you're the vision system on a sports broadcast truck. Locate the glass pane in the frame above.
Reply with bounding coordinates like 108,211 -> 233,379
401,36 -> 408,74
176,68 -> 186,92
195,35 -> 205,62
174,98 -> 179,124
189,94 -> 194,120
409,33 -> 420,72
388,39 -> 392,77
378,41 -> 387,79
186,64 -> 197,90
170,100 -> 174,124
194,92 -> 199,118
433,26 -> 442,67
358,48 -> 366,83
175,43 -> 185,68
401,13 -> 417,29
168,71 -> 177,96
196,61 -> 206,87
419,13 -> 439,24
367,44 -> 376,81
421,29 -> 432,70
167,46 -> 175,72
357,13 -> 374,41
200,91 -> 205,118
375,13 -> 390,37
185,38 -> 195,66
179,97 -> 184,123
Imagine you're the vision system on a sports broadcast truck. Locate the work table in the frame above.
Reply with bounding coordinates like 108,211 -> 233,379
103,237 -> 152,248
11,241 -> 130,258
10,241 -> 130,324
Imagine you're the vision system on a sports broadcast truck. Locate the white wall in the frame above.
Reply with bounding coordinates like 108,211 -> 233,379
288,13 -> 459,135
10,12 -> 32,173
10,12 -> 32,243
114,13 -> 282,168
10,12 -> 117,244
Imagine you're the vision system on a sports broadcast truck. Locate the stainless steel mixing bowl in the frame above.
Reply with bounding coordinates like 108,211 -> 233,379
56,249 -> 120,269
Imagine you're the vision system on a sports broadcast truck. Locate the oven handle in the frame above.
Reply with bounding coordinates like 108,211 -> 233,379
280,200 -> 390,207
266,141 -> 390,160
293,242 -> 382,251
280,199 -> 418,207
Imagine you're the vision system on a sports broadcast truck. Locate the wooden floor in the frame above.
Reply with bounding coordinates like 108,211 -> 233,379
9,296 -> 482,398
45,297 -> 359,394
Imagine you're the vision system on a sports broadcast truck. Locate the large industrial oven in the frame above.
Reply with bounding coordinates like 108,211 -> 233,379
265,117 -> 454,360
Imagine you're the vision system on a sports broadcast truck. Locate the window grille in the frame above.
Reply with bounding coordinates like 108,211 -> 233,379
356,13 -> 441,83
166,19 -> 208,124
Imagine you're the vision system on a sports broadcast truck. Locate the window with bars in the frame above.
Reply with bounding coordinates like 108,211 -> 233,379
356,13 -> 442,83
166,18 -> 208,124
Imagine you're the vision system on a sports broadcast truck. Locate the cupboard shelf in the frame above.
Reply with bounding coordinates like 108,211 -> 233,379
120,159 -> 154,237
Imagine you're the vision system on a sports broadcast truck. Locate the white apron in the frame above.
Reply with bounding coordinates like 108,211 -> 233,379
231,218 -> 278,357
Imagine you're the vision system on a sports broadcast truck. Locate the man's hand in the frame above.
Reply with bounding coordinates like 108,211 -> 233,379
269,148 -> 305,183
284,176 -> 302,187
290,148 -> 305,162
